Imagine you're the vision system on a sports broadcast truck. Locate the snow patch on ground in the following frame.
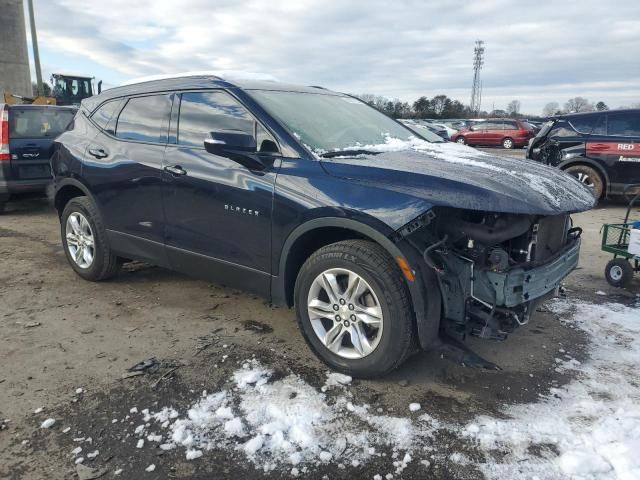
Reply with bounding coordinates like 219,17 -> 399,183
463,300 -> 640,480
141,360 -> 439,470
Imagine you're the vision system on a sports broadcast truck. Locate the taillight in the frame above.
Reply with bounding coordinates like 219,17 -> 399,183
0,105 -> 9,161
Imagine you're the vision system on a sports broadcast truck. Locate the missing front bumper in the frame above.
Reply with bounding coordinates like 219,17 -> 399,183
475,238 -> 581,308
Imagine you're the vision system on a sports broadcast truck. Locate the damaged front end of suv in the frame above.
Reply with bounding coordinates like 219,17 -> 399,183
401,207 -> 582,345
320,144 -> 596,366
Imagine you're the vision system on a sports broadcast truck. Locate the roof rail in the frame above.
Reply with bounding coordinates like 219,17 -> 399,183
120,71 -> 277,86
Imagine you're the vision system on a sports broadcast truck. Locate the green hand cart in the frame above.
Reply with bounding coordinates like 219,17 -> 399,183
602,184 -> 640,288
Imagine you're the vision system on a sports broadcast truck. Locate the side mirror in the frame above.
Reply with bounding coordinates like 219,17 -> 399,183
204,129 -> 269,171
204,129 -> 257,155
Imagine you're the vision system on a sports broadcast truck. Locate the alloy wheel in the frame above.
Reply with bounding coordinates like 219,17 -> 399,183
307,268 -> 384,359
574,172 -> 596,189
65,212 -> 95,269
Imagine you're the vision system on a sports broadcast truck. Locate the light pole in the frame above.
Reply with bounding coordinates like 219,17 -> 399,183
26,0 -> 43,95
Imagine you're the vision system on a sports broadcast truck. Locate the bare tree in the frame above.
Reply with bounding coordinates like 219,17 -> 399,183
542,102 -> 560,117
506,100 -> 521,117
564,97 -> 593,113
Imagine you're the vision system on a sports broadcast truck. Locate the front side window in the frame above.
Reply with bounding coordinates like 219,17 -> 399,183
486,121 -> 504,130
569,115 -> 601,134
177,91 -> 255,148
249,90 -> 417,154
607,112 -> 640,137
115,95 -> 171,143
549,122 -> 578,138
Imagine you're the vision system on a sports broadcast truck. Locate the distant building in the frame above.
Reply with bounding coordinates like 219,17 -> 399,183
0,0 -> 32,97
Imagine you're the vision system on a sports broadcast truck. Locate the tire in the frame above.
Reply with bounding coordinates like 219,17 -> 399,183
294,239 -> 415,378
604,258 -> 634,288
564,164 -> 604,199
502,137 -> 514,149
61,196 -> 119,281
455,136 -> 466,145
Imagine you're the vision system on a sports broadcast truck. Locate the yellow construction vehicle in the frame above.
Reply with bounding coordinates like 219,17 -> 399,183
2,73 -> 102,106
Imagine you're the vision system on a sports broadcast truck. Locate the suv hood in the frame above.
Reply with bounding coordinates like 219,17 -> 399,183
319,141 -> 595,216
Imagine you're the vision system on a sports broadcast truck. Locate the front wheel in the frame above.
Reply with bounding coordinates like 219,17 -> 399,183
294,240 -> 416,378
455,136 -> 466,145
604,258 -> 634,288
564,164 -> 604,199
61,196 -> 120,281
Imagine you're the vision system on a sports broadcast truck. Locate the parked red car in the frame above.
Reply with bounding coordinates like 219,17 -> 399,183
451,119 -> 535,149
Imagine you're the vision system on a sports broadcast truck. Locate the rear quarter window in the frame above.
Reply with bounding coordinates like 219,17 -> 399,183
115,95 -> 172,143
91,99 -> 125,133
9,108 -> 76,139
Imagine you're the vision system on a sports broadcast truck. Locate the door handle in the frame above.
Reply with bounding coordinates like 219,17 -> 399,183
88,148 -> 108,159
164,165 -> 187,176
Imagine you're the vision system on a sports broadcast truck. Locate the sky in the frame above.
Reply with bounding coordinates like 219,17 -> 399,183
24,0 -> 640,115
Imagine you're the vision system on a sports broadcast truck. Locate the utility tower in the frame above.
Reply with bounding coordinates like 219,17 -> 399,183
470,40 -> 485,115
0,0 -> 32,97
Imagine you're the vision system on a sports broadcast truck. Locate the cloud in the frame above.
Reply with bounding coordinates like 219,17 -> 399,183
30,0 -> 640,114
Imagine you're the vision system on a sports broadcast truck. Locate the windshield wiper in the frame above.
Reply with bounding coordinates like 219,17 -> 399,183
320,149 -> 381,158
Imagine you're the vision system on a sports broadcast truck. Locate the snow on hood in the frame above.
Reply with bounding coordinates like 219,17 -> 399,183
320,136 -> 596,215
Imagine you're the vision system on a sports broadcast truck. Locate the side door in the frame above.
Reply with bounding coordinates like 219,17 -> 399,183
467,121 -> 488,144
587,111 -> 640,194
485,120 -> 504,145
83,94 -> 172,266
162,90 -> 281,296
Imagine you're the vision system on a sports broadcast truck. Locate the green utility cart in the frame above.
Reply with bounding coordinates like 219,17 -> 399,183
602,184 -> 640,287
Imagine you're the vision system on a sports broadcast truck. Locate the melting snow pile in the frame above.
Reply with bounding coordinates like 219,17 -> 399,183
139,362 -> 435,472
463,300 -> 640,480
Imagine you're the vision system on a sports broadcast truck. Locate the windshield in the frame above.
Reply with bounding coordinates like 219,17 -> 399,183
249,90 -> 419,154
9,108 -> 75,139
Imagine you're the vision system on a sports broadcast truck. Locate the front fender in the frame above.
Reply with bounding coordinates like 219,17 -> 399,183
272,216 -> 441,350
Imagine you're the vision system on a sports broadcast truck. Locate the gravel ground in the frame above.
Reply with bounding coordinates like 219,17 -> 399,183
0,194 -> 638,480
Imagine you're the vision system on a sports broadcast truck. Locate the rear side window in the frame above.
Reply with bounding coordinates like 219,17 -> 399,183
9,108 -> 75,139
91,99 -> 124,133
177,91 -> 255,147
504,121 -> 518,130
115,95 -> 171,143
607,112 -> 640,137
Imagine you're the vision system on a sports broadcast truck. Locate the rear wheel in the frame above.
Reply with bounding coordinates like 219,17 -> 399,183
564,164 -> 604,199
604,258 -> 634,288
502,137 -> 514,149
455,136 -> 466,145
61,196 -> 119,281
294,240 -> 415,378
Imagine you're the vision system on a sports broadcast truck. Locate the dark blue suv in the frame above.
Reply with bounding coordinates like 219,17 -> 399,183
51,74 -> 594,377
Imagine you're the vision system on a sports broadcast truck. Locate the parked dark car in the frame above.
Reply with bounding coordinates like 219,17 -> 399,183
527,109 -> 640,199
398,119 -> 449,141
0,103 -> 76,211
51,75 -> 594,377
452,119 -> 535,149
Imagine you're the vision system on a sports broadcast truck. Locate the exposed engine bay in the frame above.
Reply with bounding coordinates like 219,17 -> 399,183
401,207 -> 582,342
